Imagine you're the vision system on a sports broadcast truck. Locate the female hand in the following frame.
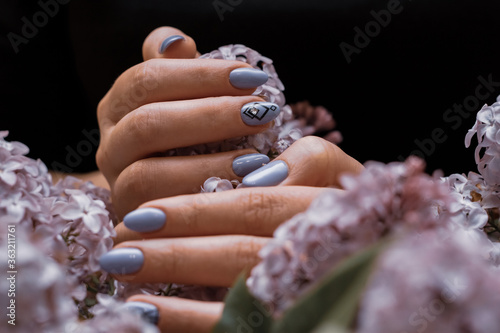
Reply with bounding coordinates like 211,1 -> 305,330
96,26 -> 275,219
99,137 -> 362,332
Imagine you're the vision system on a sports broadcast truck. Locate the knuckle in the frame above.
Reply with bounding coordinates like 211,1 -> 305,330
125,106 -> 160,148
130,61 -> 157,103
294,136 -> 340,186
95,146 -> 106,174
297,136 -> 332,159
184,193 -> 212,231
114,161 -> 156,217
240,190 -> 280,234
233,236 -> 262,268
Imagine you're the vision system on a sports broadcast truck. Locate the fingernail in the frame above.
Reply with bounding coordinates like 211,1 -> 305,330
241,102 -> 281,126
159,35 -> 185,53
230,68 -> 269,89
233,153 -> 270,177
124,207 -> 166,233
124,302 -> 159,325
99,248 -> 144,275
242,160 -> 289,187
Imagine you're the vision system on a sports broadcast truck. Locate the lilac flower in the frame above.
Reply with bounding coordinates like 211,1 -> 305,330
0,132 -> 116,326
357,228 -> 500,333
200,177 -> 236,193
115,281 -> 227,303
53,189 -> 109,234
0,229 -> 77,333
247,157 -> 459,314
465,99 -> 500,186
69,294 -> 159,333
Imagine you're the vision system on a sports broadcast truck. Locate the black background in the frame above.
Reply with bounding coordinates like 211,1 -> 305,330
2,0 -> 500,176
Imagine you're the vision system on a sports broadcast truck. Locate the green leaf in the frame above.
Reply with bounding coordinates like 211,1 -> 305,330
212,272 -> 273,333
272,239 -> 388,333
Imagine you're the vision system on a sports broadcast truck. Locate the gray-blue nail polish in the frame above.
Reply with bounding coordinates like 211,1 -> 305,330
241,102 -> 281,126
159,35 -> 185,53
99,248 -> 144,275
233,153 -> 270,177
230,68 -> 269,89
124,302 -> 159,325
242,160 -> 289,187
124,207 -> 166,233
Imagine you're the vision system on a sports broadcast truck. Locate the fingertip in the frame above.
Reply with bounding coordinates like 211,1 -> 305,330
143,26 -> 198,61
158,35 -> 185,54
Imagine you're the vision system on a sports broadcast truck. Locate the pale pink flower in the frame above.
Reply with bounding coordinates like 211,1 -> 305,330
248,157 -> 459,314
358,229 -> 500,333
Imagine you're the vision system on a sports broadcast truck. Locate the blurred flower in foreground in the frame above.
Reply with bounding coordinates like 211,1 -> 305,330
358,229 -> 500,333
247,157 -> 459,314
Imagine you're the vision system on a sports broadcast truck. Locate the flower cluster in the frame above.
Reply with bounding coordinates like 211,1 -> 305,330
465,95 -> 500,186
247,157 -> 458,313
0,132 -> 155,332
357,229 -> 500,333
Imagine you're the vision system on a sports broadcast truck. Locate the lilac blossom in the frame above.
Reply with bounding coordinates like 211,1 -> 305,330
358,228 -> 500,333
69,295 -> 159,333
247,157 -> 459,314
442,95 -> 500,244
465,98 -> 500,186
0,229 -> 77,333
0,132 -> 116,329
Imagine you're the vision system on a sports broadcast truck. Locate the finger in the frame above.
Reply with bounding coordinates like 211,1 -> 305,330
125,296 -> 223,333
114,186 -> 334,243
111,149 -> 261,219
100,96 -> 279,177
142,26 -> 198,61
98,59 -> 268,126
99,235 -> 269,286
242,136 -> 364,188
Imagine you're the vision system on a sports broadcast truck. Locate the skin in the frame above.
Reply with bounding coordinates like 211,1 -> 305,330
94,27 -> 364,332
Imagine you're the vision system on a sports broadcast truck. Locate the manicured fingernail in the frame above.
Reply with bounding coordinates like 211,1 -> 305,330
99,248 -> 144,275
159,35 -> 185,53
124,207 -> 166,233
124,302 -> 159,325
242,160 -> 289,187
241,102 -> 281,126
230,68 -> 269,89
233,153 -> 270,177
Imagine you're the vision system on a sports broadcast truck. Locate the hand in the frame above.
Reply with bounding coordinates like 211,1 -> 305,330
104,186 -> 339,332
99,137 -> 362,332
96,27 -> 274,219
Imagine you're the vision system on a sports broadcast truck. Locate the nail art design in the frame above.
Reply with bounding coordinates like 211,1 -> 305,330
241,102 -> 281,126
232,153 -> 270,177
242,160 -> 289,187
124,302 -> 159,325
99,248 -> 144,275
229,68 -> 269,89
159,35 -> 185,53
124,207 -> 166,233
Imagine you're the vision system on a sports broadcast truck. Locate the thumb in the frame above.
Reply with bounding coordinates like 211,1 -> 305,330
242,136 -> 364,188
142,26 -> 199,61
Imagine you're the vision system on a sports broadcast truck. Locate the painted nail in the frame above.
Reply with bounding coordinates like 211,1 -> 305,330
230,68 -> 269,89
241,102 -> 281,126
124,302 -> 159,325
233,153 -> 270,177
99,248 -> 144,275
242,160 -> 289,187
159,35 -> 185,53
124,207 -> 166,233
